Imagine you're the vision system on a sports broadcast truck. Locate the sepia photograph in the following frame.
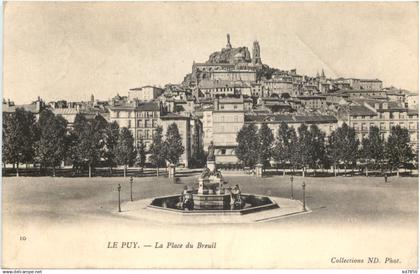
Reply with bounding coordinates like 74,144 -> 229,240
2,1 -> 419,270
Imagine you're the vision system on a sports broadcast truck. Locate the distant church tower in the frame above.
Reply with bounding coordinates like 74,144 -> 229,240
226,34 -> 232,49
252,40 -> 262,65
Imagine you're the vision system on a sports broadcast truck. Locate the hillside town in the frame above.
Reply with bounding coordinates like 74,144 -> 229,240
3,34 -> 419,170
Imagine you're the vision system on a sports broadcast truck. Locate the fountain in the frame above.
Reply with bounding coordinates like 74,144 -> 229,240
148,142 -> 280,214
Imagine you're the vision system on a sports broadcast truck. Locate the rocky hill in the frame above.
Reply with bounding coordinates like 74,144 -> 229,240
206,47 -> 251,64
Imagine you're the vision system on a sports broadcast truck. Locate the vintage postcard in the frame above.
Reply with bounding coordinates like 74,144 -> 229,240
2,1 -> 419,269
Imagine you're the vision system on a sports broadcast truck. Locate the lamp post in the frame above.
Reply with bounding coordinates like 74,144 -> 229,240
290,175 -> 294,199
129,176 -> 133,202
117,184 -> 122,212
302,181 -> 306,212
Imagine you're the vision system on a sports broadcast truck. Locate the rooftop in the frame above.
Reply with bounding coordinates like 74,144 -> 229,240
129,85 -> 163,91
245,114 -> 337,124
348,105 -> 377,116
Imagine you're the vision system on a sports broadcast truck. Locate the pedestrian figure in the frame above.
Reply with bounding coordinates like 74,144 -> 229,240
384,173 -> 388,183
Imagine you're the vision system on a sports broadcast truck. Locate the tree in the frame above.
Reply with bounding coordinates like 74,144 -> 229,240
3,108 -> 37,176
308,124 -> 326,175
341,124 -> 359,175
297,124 -> 311,177
327,123 -> 359,176
67,114 -> 86,174
164,123 -> 185,169
36,109 -> 68,176
256,123 -> 274,168
71,114 -> 102,178
115,127 -> 135,177
360,126 -> 385,176
273,122 -> 290,175
235,124 -> 259,168
190,120 -> 206,168
386,125 -> 413,177
103,121 -> 119,175
327,129 -> 341,176
135,137 -> 147,172
288,127 -> 300,174
149,126 -> 166,176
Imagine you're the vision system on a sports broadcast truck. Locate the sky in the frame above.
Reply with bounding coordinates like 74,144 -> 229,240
4,2 -> 419,104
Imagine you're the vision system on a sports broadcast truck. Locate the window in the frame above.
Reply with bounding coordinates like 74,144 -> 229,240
137,120 -> 142,127
221,149 -> 226,155
115,111 -> 120,118
145,120 -> 149,128
128,120 -> 131,128
234,105 -> 238,110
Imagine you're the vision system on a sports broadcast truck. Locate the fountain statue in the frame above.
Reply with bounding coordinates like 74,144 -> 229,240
149,140 -> 278,213
206,141 -> 216,172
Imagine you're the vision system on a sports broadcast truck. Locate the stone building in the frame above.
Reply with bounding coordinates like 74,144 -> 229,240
341,100 -> 418,150
295,95 -> 327,110
128,86 -> 164,102
263,79 -> 294,96
108,100 -> 196,167
335,78 -> 383,91
202,97 -> 245,164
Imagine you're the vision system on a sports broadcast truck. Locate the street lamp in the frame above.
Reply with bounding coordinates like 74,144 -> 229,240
129,176 -> 134,202
302,181 -> 306,212
290,175 -> 294,199
117,184 -> 122,213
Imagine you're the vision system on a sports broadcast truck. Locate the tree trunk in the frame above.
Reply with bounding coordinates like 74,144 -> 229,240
302,166 -> 305,177
16,162 -> 19,177
334,163 -> 337,177
344,165 -> 347,176
109,166 -> 113,176
156,167 -> 159,177
53,166 -> 56,177
124,165 -> 127,178
365,159 -> 369,177
88,164 -> 92,178
396,168 -> 400,177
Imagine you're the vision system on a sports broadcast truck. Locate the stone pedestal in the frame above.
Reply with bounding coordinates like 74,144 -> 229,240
168,164 -> 176,178
207,161 -> 216,172
255,164 -> 263,177
193,193 -> 230,210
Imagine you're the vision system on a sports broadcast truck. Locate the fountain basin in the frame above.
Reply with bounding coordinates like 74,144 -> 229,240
148,193 -> 279,215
